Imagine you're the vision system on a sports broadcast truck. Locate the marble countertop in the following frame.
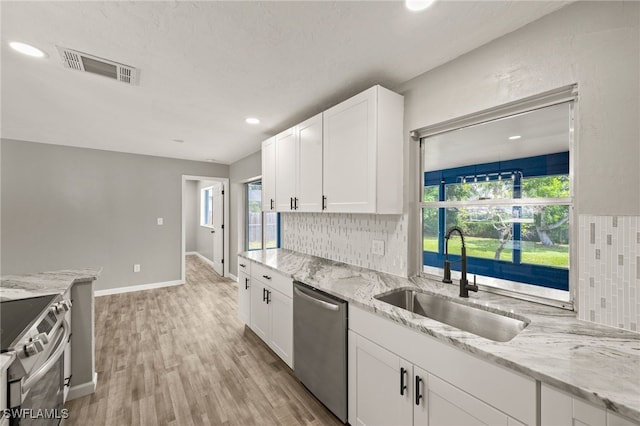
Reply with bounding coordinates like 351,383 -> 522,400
240,249 -> 640,423
0,268 -> 101,301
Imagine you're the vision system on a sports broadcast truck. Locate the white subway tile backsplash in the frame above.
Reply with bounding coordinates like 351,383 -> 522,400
281,212 -> 407,277
578,214 -> 640,332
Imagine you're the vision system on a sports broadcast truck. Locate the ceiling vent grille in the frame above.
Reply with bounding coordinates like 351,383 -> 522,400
56,46 -> 139,86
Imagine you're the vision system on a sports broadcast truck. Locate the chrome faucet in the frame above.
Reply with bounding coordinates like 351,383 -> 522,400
442,226 -> 478,298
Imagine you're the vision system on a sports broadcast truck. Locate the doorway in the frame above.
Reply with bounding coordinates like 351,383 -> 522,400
181,175 -> 230,281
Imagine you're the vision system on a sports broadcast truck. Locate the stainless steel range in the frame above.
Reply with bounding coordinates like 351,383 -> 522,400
1,294 -> 71,425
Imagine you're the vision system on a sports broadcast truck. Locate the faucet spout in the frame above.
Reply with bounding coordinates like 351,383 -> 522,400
442,226 -> 478,298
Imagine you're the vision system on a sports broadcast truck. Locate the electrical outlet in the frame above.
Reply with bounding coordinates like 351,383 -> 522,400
372,239 -> 385,256
157,217 -> 163,225
133,264 -> 141,272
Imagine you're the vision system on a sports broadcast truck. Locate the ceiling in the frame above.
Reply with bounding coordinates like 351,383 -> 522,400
1,1 -> 572,165
424,102 -> 572,171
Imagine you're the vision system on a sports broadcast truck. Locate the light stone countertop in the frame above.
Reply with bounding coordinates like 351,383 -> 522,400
240,248 -> 640,423
0,352 -> 15,371
0,268 -> 101,301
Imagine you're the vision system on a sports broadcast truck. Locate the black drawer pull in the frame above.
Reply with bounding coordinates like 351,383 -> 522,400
262,275 -> 271,280
415,375 -> 423,405
239,263 -> 246,268
400,367 -> 407,396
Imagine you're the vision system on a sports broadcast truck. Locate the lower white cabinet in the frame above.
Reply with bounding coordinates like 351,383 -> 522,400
245,261 -> 294,369
63,287 -> 72,402
541,383 -> 638,426
349,330 -> 521,426
238,269 -> 251,325
348,305 -> 535,426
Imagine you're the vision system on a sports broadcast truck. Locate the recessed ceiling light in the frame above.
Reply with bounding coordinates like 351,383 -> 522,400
9,41 -> 46,58
172,139 -> 185,143
508,135 -> 522,140
245,117 -> 260,125
405,0 -> 435,12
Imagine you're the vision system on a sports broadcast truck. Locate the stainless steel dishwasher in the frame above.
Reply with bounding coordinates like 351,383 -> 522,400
293,281 -> 347,423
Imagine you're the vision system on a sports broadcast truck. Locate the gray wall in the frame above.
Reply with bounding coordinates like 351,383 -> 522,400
0,139 -> 228,291
228,150 -> 261,277
397,0 -> 640,275
184,180 -> 197,252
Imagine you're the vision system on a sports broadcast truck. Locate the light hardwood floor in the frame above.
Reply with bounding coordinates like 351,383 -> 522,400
65,255 -> 342,426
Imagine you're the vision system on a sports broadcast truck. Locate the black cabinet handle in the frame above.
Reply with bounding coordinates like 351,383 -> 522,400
262,275 -> 271,280
244,277 -> 249,290
290,197 -> 294,210
322,195 -> 327,210
239,263 -> 246,268
294,197 -> 298,210
262,288 -> 267,302
270,199 -> 274,210
400,367 -> 407,396
415,375 -> 423,405
266,290 -> 271,304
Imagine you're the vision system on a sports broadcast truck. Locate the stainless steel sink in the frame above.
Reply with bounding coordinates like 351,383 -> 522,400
374,289 -> 529,342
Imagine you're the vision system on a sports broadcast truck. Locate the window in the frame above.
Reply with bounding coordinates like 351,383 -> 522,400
201,186 -> 214,227
246,180 -> 280,250
419,98 -> 574,297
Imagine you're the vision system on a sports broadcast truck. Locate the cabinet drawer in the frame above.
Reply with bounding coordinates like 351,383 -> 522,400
252,263 -> 292,298
238,259 -> 251,275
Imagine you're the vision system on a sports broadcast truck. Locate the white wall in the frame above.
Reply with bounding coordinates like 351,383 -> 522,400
397,0 -> 640,276
184,180 -> 198,252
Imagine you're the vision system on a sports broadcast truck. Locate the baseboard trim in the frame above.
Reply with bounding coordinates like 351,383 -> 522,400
188,251 -> 218,270
67,372 -> 98,401
95,280 -> 184,297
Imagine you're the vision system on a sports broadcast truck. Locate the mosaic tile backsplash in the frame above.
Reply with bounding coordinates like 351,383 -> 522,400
281,212 -> 407,277
578,215 -> 639,332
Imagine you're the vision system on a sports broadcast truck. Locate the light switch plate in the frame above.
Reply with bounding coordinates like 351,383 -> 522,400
133,264 -> 141,272
372,239 -> 385,256
157,217 -> 163,225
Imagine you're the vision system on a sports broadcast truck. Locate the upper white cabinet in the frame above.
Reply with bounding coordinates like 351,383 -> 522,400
261,85 -> 403,215
296,113 -> 324,212
323,85 -> 403,214
275,127 -> 297,211
261,136 -> 276,212
274,113 -> 324,212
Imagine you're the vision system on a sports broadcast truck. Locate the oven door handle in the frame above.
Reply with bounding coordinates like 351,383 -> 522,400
22,319 -> 70,392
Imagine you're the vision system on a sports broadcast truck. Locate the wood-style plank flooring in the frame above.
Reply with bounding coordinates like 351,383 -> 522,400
64,255 -> 342,426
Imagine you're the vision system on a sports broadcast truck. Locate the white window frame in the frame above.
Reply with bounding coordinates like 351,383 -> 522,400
200,186 -> 214,228
413,85 -> 578,309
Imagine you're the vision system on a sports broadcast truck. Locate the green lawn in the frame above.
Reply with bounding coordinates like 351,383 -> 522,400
424,236 -> 568,268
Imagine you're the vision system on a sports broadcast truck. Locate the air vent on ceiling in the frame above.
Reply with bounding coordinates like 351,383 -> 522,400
56,46 -> 139,85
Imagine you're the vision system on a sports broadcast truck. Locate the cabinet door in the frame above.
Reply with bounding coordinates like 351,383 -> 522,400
250,282 -> 269,341
323,87 -> 377,213
275,127 -> 298,211
267,288 -> 293,368
413,366 -> 429,426
63,288 -> 72,402
261,137 -> 276,211
238,270 -> 251,325
348,331 -> 412,426
296,113 -> 323,212
541,383 -> 608,426
427,374 -> 509,426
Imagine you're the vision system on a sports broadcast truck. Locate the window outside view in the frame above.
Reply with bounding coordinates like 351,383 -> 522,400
247,181 -> 279,250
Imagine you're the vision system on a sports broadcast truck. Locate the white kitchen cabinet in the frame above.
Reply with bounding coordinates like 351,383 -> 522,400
249,266 -> 293,369
275,127 -> 297,211
322,85 -> 403,214
348,330 -> 413,426
237,266 -> 251,326
296,113 -> 323,212
261,136 -> 276,212
63,287 -> 72,402
349,305 -> 536,426
273,113 -> 324,212
541,383 -> 639,426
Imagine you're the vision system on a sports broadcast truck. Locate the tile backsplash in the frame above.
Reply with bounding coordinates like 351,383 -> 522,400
281,212 -> 407,277
578,215 -> 639,332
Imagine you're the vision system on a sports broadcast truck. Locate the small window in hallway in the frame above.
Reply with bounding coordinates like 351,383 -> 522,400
246,180 -> 280,250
